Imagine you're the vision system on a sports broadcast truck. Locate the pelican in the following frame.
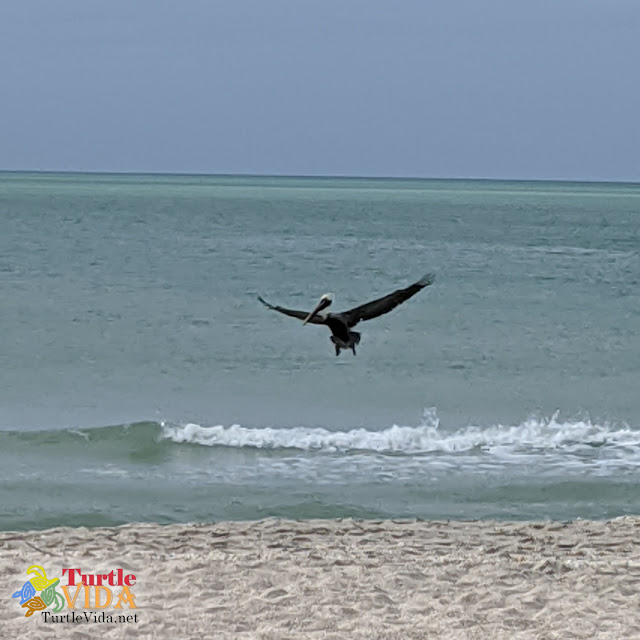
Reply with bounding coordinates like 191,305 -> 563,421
258,273 -> 435,356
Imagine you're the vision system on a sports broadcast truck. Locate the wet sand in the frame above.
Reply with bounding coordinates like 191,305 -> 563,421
2,517 -> 640,639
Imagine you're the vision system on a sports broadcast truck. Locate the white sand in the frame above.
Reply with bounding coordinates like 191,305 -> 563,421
2,517 -> 640,639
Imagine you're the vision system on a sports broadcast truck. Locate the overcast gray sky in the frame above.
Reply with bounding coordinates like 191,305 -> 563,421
1,1 -> 639,181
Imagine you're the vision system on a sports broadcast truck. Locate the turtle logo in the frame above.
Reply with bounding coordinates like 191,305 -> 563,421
12,565 -> 65,617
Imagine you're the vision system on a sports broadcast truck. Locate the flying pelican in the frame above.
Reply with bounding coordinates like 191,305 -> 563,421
258,273 -> 435,356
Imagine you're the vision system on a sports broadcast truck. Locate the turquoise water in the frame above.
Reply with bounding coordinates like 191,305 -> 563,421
1,172 -> 639,530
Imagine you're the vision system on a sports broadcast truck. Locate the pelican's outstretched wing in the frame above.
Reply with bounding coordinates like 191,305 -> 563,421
257,296 -> 325,325
339,273 -> 435,327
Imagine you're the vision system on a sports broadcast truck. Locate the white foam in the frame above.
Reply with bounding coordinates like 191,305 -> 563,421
159,410 -> 640,458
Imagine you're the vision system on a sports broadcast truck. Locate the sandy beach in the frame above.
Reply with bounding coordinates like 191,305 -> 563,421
2,517 -> 640,639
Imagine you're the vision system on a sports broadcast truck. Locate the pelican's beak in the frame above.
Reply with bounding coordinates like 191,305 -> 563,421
303,296 -> 330,325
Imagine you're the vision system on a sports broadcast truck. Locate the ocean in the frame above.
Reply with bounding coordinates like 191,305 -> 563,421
1,172 -> 639,531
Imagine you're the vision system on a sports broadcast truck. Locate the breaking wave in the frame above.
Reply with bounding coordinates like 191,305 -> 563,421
2,410 -> 638,470
160,409 -> 639,458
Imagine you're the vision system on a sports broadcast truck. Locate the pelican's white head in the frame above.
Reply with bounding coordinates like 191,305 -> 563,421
303,292 -> 334,324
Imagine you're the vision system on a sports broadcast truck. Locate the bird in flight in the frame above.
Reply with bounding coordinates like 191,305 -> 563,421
258,273 -> 435,356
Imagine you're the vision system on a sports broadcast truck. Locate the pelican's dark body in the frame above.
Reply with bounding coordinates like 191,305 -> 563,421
258,273 -> 435,356
326,323 -> 361,356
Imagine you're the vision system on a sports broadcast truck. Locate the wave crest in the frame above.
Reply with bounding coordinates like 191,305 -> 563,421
160,411 -> 638,456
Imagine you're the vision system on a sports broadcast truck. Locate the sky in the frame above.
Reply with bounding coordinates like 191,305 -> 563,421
1,0 -> 639,181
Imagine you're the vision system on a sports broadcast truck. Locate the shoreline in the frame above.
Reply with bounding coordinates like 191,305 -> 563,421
2,516 -> 640,639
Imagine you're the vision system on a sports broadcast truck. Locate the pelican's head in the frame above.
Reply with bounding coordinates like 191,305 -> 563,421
303,293 -> 333,325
